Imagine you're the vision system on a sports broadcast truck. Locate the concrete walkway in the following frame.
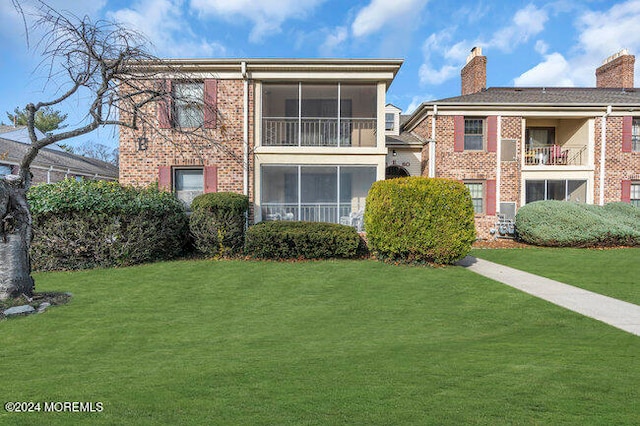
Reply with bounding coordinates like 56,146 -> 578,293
458,256 -> 640,336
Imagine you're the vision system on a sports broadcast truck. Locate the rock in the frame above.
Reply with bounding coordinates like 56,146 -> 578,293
37,302 -> 51,313
3,305 -> 36,316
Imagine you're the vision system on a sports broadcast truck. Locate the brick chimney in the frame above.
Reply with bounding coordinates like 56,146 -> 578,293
461,46 -> 487,95
596,49 -> 635,88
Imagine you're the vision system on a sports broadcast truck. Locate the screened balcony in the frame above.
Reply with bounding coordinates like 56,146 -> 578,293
262,83 -> 377,148
260,165 -> 376,230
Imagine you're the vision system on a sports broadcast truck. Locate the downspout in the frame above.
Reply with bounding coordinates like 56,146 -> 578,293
429,105 -> 437,178
47,165 -> 53,184
496,115 -> 502,212
242,61 -> 249,197
599,105 -> 612,205
242,61 -> 250,228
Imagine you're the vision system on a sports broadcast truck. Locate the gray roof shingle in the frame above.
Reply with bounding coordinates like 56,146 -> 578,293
425,87 -> 640,105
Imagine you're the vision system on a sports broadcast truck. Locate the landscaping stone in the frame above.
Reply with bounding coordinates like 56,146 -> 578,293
3,305 -> 36,316
37,302 -> 51,313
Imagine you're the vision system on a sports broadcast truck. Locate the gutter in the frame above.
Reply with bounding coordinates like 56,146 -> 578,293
599,105 -> 612,205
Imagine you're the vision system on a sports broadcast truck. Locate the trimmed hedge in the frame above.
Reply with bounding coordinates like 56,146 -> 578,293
364,177 -> 476,264
189,192 -> 249,257
245,221 -> 365,260
28,179 -> 189,271
515,200 -> 640,247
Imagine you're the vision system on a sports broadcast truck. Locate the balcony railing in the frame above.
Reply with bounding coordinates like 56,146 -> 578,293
262,117 -> 376,147
262,202 -> 355,225
524,145 -> 587,166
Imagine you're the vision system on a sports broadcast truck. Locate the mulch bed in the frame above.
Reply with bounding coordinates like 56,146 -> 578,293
472,238 -> 532,249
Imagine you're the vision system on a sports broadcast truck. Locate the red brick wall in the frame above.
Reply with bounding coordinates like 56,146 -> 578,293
119,78 -> 254,205
500,117 -> 522,207
461,55 -> 487,95
594,116 -> 640,203
596,55 -> 635,89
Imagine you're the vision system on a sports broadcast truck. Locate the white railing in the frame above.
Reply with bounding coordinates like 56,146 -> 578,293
262,202 -> 354,224
262,118 -> 376,147
524,145 -> 587,166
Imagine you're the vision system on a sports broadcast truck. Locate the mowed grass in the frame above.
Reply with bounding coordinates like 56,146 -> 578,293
1,259 -> 640,425
472,247 -> 640,306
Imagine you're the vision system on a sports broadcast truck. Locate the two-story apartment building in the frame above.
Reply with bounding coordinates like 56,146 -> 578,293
119,52 -> 640,238
119,59 -> 402,229
402,48 -> 640,237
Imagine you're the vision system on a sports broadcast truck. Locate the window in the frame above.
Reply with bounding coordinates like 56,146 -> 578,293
0,165 -> 11,177
464,118 -> 484,150
633,118 -> 640,152
385,113 -> 395,131
465,182 -> 484,214
174,168 -> 204,208
632,183 -> 640,207
526,127 -> 555,149
174,82 -> 204,128
525,180 -> 587,204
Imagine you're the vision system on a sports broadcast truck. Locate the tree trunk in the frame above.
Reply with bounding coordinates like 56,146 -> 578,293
0,177 -> 34,300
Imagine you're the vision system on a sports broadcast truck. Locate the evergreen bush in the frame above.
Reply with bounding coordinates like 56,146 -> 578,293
189,192 -> 249,257
364,177 -> 476,264
28,179 -> 189,271
245,221 -> 365,260
515,200 -> 640,247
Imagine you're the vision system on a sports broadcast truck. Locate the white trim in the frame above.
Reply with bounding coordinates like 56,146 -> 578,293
496,115 -> 502,213
599,106 -> 612,205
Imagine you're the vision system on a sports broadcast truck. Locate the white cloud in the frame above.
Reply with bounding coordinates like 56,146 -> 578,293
351,0 -> 428,38
417,3 -> 550,88
419,63 -> 458,85
517,0 -> 640,87
513,52 -> 573,86
488,4 -> 548,52
190,0 -> 326,42
320,27 -> 348,56
109,0 -> 226,57
534,40 -> 549,55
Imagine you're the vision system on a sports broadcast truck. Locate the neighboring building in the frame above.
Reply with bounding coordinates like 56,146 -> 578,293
384,104 -> 425,179
119,59 -> 403,223
0,126 -> 118,183
401,47 -> 640,237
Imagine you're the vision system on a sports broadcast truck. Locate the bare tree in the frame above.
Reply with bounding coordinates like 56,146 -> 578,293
0,1 -> 233,300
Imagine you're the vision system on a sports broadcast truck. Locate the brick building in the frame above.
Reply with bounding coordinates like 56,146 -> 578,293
120,52 -> 640,237
119,59 -> 403,228
401,47 -> 640,237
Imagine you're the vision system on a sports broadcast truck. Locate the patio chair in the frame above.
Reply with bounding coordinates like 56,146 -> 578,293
550,144 -> 568,165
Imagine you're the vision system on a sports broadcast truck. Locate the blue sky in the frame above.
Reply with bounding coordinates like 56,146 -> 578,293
2,0 -> 640,149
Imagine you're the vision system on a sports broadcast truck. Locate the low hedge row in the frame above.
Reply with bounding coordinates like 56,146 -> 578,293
189,192 -> 249,257
516,200 -> 640,247
29,179 -> 189,271
244,221 -> 366,260
364,177 -> 476,264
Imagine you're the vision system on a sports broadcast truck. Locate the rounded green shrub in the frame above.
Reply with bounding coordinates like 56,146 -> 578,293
516,200 -> 640,247
189,192 -> 249,257
28,179 -> 189,271
364,177 -> 476,264
245,221 -> 366,260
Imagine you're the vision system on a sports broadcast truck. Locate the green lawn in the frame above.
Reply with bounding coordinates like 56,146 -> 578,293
2,259 -> 640,425
472,247 -> 640,306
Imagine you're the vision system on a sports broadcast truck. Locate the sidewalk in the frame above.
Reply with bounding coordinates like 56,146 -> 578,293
458,256 -> 640,336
